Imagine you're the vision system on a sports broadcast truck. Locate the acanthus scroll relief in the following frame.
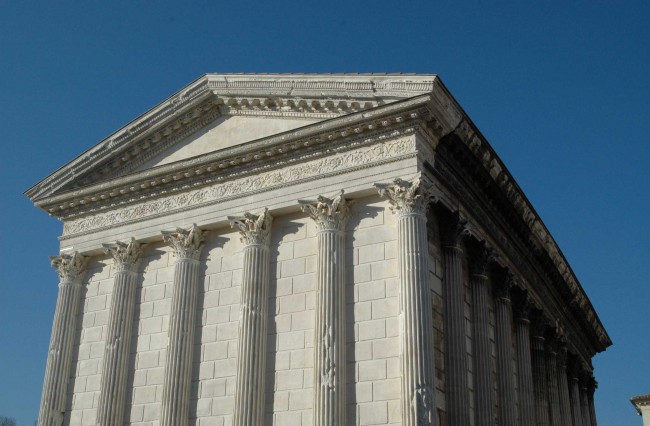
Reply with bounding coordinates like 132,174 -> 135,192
63,136 -> 415,236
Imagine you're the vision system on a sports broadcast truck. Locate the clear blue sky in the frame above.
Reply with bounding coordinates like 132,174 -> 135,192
1,1 -> 648,425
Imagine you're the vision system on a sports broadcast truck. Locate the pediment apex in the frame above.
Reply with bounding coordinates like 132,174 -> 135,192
25,73 -> 447,203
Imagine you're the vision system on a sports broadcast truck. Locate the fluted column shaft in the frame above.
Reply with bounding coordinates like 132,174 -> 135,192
588,379 -> 598,426
441,216 -> 470,426
514,296 -> 535,426
568,368 -> 584,426
545,341 -> 561,426
230,210 -> 272,426
97,240 -> 143,426
557,347 -> 573,426
494,279 -> 517,426
470,271 -> 494,426
376,176 -> 437,425
161,225 -> 204,426
580,380 -> 592,426
301,192 -> 349,426
38,252 -> 86,426
531,318 -> 550,426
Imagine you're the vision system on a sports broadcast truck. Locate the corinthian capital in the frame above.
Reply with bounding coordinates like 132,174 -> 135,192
50,251 -> 87,283
229,208 -> 273,246
299,190 -> 350,232
103,238 -> 143,272
374,174 -> 430,216
162,224 -> 204,260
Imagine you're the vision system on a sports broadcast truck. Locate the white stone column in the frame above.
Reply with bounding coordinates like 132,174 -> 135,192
494,274 -> 517,426
300,191 -> 350,426
376,176 -> 437,426
557,343 -> 574,426
97,239 -> 143,426
439,210 -> 470,426
229,209 -> 273,426
160,225 -> 204,426
513,294 -> 535,426
38,252 -> 87,426
468,244 -> 494,426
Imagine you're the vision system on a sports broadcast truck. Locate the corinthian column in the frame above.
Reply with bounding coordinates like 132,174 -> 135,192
38,252 -> 87,426
587,377 -> 598,426
545,333 -> 561,426
229,210 -> 273,426
97,239 -> 143,426
513,293 -> 535,426
439,210 -> 470,426
557,343 -> 573,426
160,225 -> 204,426
580,372 -> 593,426
531,313 -> 550,426
494,274 -> 517,426
376,176 -> 437,426
467,243 -> 494,426
300,191 -> 350,426
568,357 -> 584,426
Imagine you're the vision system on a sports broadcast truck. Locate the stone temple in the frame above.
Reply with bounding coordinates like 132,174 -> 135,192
26,74 -> 611,426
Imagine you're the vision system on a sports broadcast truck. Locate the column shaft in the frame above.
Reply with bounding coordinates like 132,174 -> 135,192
301,192 -> 349,426
230,210 -> 272,426
97,240 -> 142,426
515,317 -> 535,426
569,375 -> 584,426
38,252 -> 86,426
531,318 -> 549,426
442,242 -> 469,426
557,347 -> 574,426
470,273 -> 494,426
160,225 -> 204,426
376,176 -> 437,425
494,282 -> 517,426
545,343 -> 561,426
581,383 -> 592,426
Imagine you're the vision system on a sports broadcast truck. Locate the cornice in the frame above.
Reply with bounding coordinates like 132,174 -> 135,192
25,74 -> 439,202
435,121 -> 611,353
37,95 -> 439,218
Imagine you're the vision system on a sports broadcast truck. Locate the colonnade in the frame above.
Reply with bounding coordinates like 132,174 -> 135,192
38,176 -> 599,426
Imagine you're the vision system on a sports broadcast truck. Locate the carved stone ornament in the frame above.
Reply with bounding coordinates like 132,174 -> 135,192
102,238 -> 143,272
513,291 -> 534,322
50,251 -> 86,282
439,210 -> 471,248
161,224 -> 204,260
374,173 -> 431,216
494,272 -> 517,302
229,208 -> 273,246
468,241 -> 496,277
299,190 -> 350,232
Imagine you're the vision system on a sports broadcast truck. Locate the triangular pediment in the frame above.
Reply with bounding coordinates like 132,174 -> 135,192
134,114 -> 323,172
25,73 -> 439,202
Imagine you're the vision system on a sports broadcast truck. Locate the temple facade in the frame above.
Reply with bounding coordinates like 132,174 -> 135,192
26,74 -> 611,426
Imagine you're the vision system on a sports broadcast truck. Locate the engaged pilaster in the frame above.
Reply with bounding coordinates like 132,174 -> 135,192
439,210 -> 470,426
160,225 -> 204,426
467,243 -> 494,426
531,313 -> 550,426
97,239 -> 143,426
376,176 -> 437,425
300,191 -> 350,426
494,273 -> 517,426
556,342 -> 574,426
513,293 -> 535,426
229,209 -> 273,426
38,252 -> 87,426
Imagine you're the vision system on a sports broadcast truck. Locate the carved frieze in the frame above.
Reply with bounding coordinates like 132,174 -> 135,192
63,136 -> 415,236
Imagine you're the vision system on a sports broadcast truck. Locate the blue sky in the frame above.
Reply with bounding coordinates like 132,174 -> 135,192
1,1 -> 648,424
